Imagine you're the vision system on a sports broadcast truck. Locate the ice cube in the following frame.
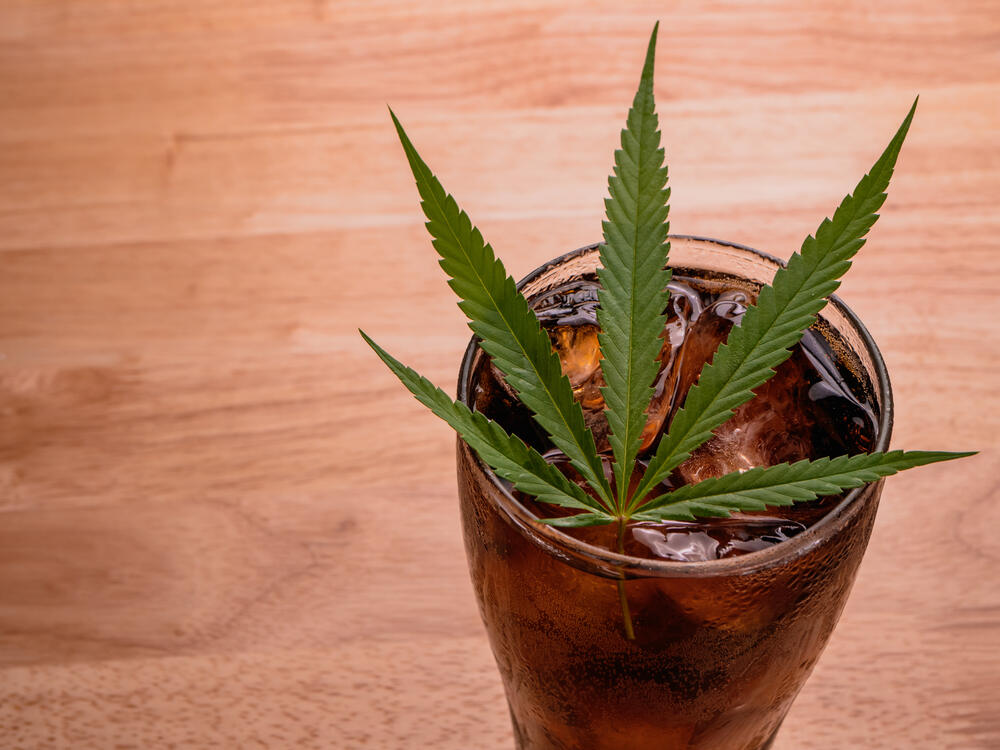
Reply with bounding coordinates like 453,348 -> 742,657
529,278 -> 744,456
627,516 -> 806,562
675,347 -> 814,485
632,524 -> 721,562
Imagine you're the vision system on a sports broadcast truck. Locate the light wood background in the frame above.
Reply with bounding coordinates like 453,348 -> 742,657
1,1 -> 998,748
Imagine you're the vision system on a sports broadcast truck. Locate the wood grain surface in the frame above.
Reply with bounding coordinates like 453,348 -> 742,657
1,1 -> 998,748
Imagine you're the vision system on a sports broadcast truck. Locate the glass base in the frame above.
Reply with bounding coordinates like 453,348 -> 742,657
505,709 -> 785,750
760,721 -> 783,749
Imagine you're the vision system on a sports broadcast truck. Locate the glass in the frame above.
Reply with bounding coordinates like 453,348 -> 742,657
455,237 -> 894,750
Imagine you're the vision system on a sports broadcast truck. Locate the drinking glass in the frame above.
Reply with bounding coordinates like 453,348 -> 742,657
456,236 -> 892,750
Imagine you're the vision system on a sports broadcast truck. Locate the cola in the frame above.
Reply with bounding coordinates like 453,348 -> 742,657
474,273 -> 878,561
456,240 -> 889,750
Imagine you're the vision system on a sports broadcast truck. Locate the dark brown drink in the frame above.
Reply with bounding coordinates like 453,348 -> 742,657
456,238 -> 891,750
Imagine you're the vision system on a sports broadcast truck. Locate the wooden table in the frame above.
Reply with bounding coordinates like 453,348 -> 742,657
1,2 -> 997,747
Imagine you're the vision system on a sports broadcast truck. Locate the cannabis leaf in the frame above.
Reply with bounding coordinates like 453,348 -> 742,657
387,109 -> 614,509
364,23 -> 971,547
596,21 -> 673,513
363,22 -> 975,642
361,331 -> 612,517
632,451 -> 974,522
628,99 -> 919,512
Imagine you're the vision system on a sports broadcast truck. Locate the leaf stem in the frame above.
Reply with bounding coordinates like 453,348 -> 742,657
616,518 -> 636,641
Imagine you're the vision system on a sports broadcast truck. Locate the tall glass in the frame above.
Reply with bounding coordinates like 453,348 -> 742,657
455,237 -> 893,750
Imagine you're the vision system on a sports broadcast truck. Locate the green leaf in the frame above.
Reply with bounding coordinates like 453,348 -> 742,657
389,109 -> 614,509
630,99 -> 919,512
361,330 -> 611,516
538,513 -> 617,528
634,450 -> 974,522
596,22 -> 672,513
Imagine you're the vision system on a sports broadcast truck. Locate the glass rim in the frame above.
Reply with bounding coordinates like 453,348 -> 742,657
456,235 -> 894,578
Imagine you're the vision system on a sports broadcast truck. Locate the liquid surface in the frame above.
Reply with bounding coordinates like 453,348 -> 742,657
473,273 -> 878,562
